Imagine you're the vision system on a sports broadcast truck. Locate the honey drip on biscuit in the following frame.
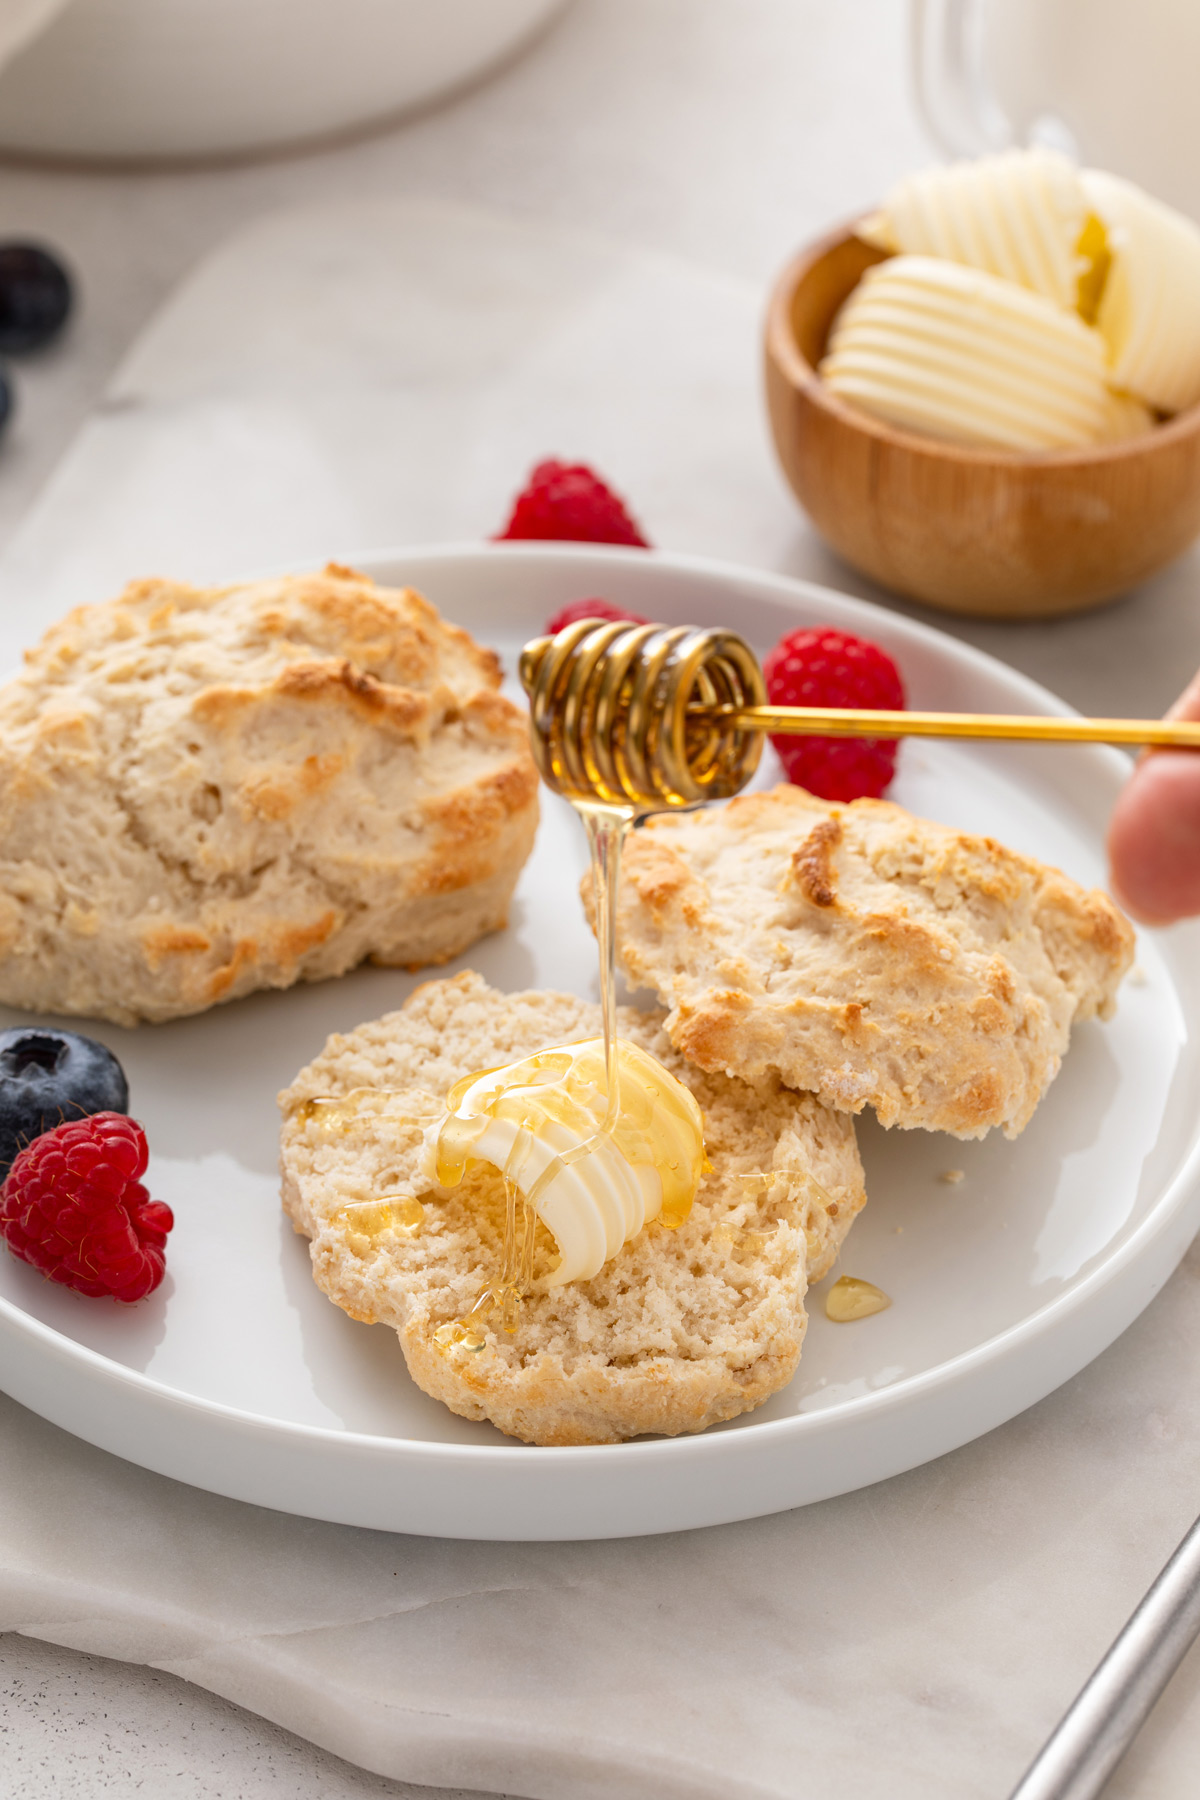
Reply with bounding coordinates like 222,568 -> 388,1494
338,1195 -> 424,1255
296,1089 -> 402,1133
295,1092 -> 432,1253
710,1171 -> 835,1260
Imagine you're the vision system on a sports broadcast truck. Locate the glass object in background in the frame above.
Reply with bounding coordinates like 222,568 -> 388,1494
911,0 -> 1200,222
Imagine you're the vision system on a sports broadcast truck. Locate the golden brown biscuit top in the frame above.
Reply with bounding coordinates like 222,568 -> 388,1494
593,784 -> 1134,1139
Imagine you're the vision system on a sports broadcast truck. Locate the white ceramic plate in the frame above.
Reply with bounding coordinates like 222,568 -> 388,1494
1,545 -> 1197,1541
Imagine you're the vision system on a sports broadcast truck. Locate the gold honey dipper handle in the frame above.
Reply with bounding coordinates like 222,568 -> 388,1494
519,619 -> 1200,810
716,703 -> 1200,749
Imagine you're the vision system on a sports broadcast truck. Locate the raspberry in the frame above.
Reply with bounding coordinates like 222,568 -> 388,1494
497,460 -> 650,547
762,627 -> 906,802
0,1112 -> 173,1302
545,599 -> 648,636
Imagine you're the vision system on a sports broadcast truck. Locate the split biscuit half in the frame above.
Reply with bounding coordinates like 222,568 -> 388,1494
590,785 -> 1134,1138
279,971 -> 866,1446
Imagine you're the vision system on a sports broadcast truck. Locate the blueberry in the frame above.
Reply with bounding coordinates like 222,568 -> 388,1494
0,1029 -> 128,1178
0,245 -> 72,354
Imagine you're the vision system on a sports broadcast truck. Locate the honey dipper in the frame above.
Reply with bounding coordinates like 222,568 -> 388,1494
519,618 -> 1200,808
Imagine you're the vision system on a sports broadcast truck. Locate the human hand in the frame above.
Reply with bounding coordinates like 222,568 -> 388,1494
1107,667 -> 1200,923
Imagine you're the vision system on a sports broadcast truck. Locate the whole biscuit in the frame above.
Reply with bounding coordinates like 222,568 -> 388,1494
0,565 -> 539,1024
589,784 -> 1134,1138
278,971 -> 866,1447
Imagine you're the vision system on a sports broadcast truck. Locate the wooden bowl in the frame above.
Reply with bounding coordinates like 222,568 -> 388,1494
764,225 -> 1200,619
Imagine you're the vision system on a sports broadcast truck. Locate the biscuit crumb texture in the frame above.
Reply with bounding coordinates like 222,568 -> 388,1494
279,971 -> 866,1446
0,566 -> 539,1024
595,785 -> 1134,1139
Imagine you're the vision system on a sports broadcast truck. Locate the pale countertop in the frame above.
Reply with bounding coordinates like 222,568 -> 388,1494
3,3 -> 1200,1796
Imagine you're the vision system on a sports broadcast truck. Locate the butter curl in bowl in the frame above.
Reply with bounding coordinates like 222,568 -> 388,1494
764,147 -> 1200,619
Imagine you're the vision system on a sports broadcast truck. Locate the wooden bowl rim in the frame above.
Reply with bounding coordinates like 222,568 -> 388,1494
765,219 -> 1200,468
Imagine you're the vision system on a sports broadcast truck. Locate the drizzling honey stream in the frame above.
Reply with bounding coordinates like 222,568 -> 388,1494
425,622 -> 765,1349
428,800 -> 632,1348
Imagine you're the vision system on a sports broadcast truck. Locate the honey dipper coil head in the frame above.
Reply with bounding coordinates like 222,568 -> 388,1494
519,617 -> 766,809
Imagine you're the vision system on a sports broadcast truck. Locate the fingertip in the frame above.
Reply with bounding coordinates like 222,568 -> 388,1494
1107,752 -> 1200,925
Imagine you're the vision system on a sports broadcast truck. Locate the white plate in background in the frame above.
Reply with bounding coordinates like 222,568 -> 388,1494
0,0 -> 569,161
0,543 -> 1196,1540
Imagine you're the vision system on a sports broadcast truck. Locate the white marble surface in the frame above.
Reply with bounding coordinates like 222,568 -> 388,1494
0,196 -> 791,636
7,1262 -> 1200,1800
0,1632 -> 506,1800
3,1 -> 1200,1795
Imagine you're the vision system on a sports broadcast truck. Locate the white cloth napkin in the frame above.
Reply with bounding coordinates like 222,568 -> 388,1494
2,197 -> 1200,1800
6,1262 -> 1200,1800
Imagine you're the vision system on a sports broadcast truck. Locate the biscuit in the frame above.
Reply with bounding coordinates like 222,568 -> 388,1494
278,971 -> 866,1446
592,785 -> 1134,1138
0,565 -> 539,1024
